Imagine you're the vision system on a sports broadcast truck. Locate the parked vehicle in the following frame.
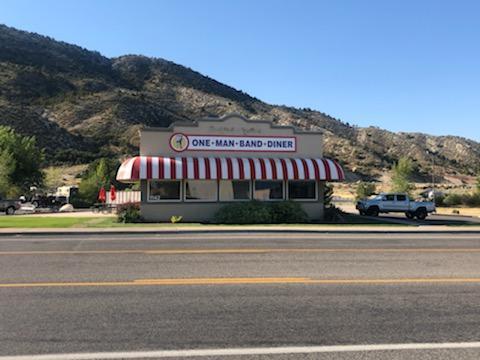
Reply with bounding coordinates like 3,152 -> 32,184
30,194 -> 68,210
356,193 -> 436,220
0,196 -> 21,215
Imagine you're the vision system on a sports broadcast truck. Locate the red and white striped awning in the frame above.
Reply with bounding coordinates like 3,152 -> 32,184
116,156 -> 345,182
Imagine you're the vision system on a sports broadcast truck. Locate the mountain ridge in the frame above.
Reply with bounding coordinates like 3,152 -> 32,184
1,24 -> 479,180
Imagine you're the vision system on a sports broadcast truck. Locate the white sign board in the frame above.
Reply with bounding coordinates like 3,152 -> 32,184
170,133 -> 296,153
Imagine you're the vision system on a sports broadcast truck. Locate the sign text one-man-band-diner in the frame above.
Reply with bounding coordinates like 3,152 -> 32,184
170,133 -> 296,152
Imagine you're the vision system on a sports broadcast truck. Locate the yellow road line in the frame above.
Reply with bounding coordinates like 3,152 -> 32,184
2,277 -> 480,288
1,248 -> 480,255
0,277 -> 310,288
308,278 -> 480,284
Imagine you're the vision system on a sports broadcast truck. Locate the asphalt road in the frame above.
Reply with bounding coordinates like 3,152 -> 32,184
376,213 -> 480,225
335,202 -> 480,225
1,232 -> 480,359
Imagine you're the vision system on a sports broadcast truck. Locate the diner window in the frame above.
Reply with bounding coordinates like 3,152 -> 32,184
219,180 -> 251,201
185,180 -> 217,201
254,180 -> 284,200
288,181 -> 317,200
148,180 -> 181,201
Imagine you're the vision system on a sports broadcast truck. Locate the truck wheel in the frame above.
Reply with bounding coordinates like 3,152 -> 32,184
5,206 -> 16,215
405,211 -> 414,219
367,206 -> 379,217
415,208 -> 428,220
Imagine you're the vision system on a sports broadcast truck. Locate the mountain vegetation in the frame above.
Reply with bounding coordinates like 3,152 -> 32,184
1,24 -> 480,181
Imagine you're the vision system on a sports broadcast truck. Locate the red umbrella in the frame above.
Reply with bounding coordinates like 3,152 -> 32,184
110,185 -> 116,202
98,186 -> 106,203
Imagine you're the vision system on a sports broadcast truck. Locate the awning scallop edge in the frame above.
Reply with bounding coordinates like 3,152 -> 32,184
116,156 -> 345,182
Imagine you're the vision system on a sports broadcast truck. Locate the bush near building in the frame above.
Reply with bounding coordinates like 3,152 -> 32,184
270,201 -> 310,223
116,202 -> 142,223
214,201 -> 308,224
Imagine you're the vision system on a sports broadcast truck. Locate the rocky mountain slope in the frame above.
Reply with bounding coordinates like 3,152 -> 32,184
1,24 -> 479,180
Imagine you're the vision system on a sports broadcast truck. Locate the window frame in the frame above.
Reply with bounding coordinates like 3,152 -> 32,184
287,180 -> 318,202
219,180 -> 252,202
253,180 -> 285,201
183,179 -> 219,203
147,180 -> 182,203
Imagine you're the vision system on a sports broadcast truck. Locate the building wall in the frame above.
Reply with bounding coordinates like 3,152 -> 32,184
138,114 -> 326,222
140,180 -> 325,222
140,114 -> 323,158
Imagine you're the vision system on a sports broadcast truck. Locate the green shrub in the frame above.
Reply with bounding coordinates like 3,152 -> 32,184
443,193 -> 463,206
355,182 -> 376,200
270,201 -> 308,223
214,200 -> 308,224
170,215 -> 183,223
464,192 -> 480,207
442,192 -> 480,207
214,201 -> 271,224
116,202 -> 142,223
434,193 -> 444,207
69,194 -> 91,209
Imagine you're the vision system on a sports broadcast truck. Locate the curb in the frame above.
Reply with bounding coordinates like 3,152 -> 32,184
1,228 -> 480,236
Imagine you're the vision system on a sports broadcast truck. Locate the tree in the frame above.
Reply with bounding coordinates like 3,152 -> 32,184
0,150 -> 17,197
43,167 -> 66,192
476,171 -> 480,194
355,182 -> 376,200
323,183 -> 333,208
391,157 -> 414,194
75,158 -> 121,205
0,126 -> 44,197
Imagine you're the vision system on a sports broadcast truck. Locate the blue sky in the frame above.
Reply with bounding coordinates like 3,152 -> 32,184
2,0 -> 479,140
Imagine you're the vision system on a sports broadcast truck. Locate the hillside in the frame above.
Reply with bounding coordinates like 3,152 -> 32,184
1,24 -> 479,181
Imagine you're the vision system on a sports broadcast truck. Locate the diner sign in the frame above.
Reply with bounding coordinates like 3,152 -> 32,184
170,133 -> 296,152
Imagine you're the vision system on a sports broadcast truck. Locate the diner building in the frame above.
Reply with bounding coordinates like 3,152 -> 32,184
116,114 -> 345,222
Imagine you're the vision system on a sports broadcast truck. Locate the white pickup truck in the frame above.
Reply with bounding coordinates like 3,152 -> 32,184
356,193 -> 436,220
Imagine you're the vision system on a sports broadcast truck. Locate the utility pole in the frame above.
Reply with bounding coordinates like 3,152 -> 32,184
426,150 -> 435,202
432,155 -> 435,202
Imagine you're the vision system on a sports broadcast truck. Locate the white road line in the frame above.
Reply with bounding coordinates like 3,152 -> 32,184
3,342 -> 480,359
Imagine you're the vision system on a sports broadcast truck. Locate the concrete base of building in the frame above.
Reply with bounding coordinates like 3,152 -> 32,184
140,202 -> 325,223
